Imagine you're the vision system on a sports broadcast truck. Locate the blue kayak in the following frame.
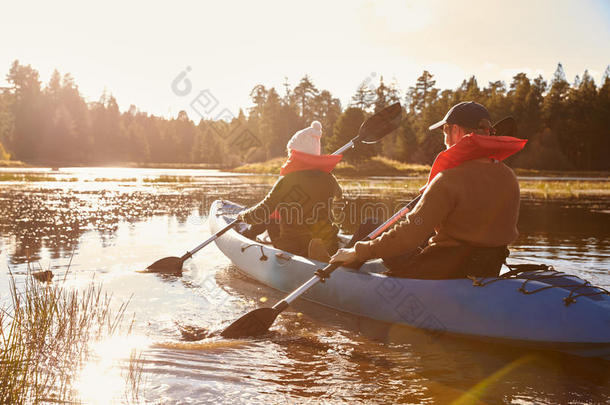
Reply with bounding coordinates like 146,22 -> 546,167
210,199 -> 610,359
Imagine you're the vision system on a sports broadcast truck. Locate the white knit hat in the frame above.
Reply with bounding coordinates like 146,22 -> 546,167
286,121 -> 322,155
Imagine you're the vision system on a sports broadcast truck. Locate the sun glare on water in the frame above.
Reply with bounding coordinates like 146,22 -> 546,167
75,335 -> 151,404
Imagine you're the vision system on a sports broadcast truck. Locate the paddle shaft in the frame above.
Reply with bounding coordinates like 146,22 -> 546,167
368,194 -> 422,239
271,194 -> 422,312
180,218 -> 239,262
332,136 -> 359,155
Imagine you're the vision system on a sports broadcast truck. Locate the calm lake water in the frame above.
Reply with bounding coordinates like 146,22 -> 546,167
0,168 -> 609,404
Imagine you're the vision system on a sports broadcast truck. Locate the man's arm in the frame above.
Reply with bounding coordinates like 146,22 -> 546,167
353,173 -> 456,261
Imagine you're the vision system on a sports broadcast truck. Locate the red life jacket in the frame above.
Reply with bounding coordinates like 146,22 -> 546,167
421,134 -> 527,191
280,150 -> 343,175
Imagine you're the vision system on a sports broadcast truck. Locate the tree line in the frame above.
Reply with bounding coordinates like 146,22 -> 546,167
0,60 -> 609,170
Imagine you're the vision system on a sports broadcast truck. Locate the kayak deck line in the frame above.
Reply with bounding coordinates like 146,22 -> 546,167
469,264 -> 610,306
209,199 -> 610,358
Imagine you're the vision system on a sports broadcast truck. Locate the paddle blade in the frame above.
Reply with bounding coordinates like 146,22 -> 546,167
493,116 -> 517,137
358,102 -> 402,144
146,256 -> 184,274
220,307 -> 280,338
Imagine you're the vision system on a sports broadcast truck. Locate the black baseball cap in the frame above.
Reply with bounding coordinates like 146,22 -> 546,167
428,101 -> 491,131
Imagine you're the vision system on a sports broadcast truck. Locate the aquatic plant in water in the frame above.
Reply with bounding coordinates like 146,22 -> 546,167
0,267 -> 143,404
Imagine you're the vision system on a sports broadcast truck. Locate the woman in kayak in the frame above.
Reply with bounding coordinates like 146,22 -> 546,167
331,101 -> 526,279
239,121 -> 343,261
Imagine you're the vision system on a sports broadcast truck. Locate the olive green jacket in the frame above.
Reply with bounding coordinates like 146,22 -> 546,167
241,170 -> 342,256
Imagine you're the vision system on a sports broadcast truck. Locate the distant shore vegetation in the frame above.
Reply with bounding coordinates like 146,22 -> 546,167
1,60 -> 609,172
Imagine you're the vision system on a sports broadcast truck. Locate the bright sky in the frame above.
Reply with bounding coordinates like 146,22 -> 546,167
1,0 -> 609,120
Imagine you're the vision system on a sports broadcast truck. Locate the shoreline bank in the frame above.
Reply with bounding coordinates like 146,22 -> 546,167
3,156 -> 609,179
230,156 -> 610,179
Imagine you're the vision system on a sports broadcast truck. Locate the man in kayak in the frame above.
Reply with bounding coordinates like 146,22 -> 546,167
239,121 -> 343,261
330,101 -> 526,279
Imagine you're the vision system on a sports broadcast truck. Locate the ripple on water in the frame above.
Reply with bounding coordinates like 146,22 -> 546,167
1,174 -> 609,404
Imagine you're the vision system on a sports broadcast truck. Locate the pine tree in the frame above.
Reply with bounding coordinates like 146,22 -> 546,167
46,70 -> 62,102
6,61 -> 44,160
293,75 -> 319,122
393,118 -> 417,161
553,63 -> 568,83
458,76 -> 481,102
543,63 -> 570,127
484,80 -> 510,118
350,82 -> 375,111
406,71 -> 438,113
311,90 -> 341,149
125,110 -> 150,162
594,69 -> 610,170
374,76 -> 390,112
565,70 -> 598,169
259,88 -> 284,158
0,87 -> 15,156
249,85 -> 267,122
508,73 -> 531,128
282,76 -> 291,100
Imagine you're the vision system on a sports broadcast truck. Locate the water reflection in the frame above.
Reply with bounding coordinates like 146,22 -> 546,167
2,182 -> 609,270
75,335 -> 150,405
1,172 -> 609,404
0,182 -> 260,264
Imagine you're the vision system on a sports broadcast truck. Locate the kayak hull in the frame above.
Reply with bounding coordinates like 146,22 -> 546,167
210,200 -> 610,358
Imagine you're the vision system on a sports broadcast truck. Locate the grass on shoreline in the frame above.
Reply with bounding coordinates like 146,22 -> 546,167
0,161 -> 230,170
143,175 -> 193,183
339,178 -> 610,200
94,177 -> 138,182
0,173 -> 193,183
231,157 -> 286,174
232,156 -> 431,177
513,168 -> 610,178
232,155 -> 610,179
1,157 -> 608,199
232,155 -> 610,199
0,160 -> 27,168
4,157 -> 609,179
0,173 -> 53,182
519,180 -> 610,199
0,268 -> 142,404
129,162 -> 230,170
0,173 -> 79,182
